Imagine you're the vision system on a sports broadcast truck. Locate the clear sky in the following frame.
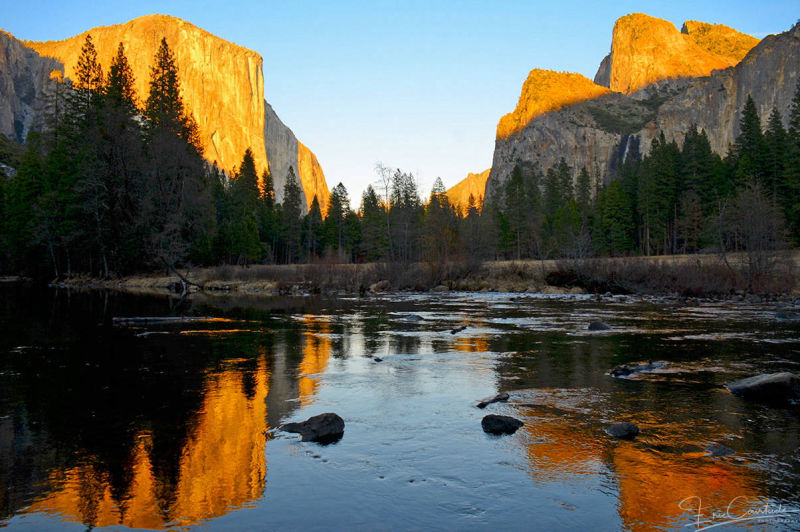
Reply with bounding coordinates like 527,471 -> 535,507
2,1 -> 797,200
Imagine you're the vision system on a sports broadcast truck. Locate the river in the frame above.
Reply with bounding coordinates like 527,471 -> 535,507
1,285 -> 799,530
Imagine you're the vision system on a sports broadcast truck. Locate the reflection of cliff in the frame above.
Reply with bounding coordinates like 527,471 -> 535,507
26,360 -> 270,529
515,401 -> 763,530
298,317 -> 332,406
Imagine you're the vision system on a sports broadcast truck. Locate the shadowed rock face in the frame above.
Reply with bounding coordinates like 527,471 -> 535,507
3,15 -> 329,211
487,17 -> 797,201
0,31 -> 62,143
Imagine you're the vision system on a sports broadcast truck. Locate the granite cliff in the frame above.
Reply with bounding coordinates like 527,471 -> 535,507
486,15 -> 796,201
593,13 -> 759,94
2,15 -> 329,211
446,169 -> 490,212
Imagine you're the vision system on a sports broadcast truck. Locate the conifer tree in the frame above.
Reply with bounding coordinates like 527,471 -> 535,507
105,42 -> 137,112
282,167 -> 302,263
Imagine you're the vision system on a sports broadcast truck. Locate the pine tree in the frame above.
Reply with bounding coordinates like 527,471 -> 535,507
360,185 -> 387,261
144,38 -> 201,152
785,78 -> 800,240
596,181 -> 635,255
303,196 -> 323,260
575,167 -> 592,209
734,95 -> 766,185
324,182 -> 350,257
282,166 -> 302,263
105,42 -> 137,112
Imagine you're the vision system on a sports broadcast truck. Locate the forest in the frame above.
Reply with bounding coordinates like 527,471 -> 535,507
1,34 -> 799,280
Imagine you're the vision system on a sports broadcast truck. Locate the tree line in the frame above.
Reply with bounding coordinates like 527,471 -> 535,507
1,33 -> 799,278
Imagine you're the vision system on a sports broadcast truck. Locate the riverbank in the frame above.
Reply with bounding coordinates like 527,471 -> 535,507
50,251 -> 800,299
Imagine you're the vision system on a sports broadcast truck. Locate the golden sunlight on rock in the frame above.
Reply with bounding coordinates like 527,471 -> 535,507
27,14 -> 268,177
297,142 -> 331,214
297,317 -> 332,406
598,13 -> 759,95
681,21 -> 760,64
496,70 -> 611,139
25,361 -> 270,529
446,169 -> 490,214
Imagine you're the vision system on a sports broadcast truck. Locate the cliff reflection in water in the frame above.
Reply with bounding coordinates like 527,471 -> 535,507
26,357 -> 271,529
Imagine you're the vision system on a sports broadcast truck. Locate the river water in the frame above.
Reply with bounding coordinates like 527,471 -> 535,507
1,285 -> 799,530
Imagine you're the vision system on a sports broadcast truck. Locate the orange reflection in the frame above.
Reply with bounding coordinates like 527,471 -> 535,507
515,401 -> 763,530
26,359 -> 270,529
452,335 -> 489,353
297,317 -> 332,406
612,444 -> 761,531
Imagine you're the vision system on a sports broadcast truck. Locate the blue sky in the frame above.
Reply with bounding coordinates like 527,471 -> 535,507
2,0 -> 797,200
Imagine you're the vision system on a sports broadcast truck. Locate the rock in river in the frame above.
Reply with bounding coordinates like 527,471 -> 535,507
725,372 -> 800,405
281,412 -> 345,444
606,422 -> 639,440
477,392 -> 510,409
706,444 -> 735,457
588,321 -> 612,331
609,361 -> 669,378
482,414 -> 524,435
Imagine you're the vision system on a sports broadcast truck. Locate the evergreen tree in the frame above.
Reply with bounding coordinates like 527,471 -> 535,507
575,167 -> 592,210
734,95 -> 766,185
784,79 -> 800,240
281,166 -> 302,263
324,182 -> 350,257
105,42 -> 137,112
360,185 -> 387,261
424,177 -> 459,262
596,181 -> 635,255
303,196 -> 324,260
144,38 -> 201,152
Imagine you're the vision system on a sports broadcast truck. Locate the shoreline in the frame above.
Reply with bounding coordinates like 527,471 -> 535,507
42,253 -> 800,301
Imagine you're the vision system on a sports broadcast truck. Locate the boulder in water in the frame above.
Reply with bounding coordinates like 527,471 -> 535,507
481,414 -> 523,435
281,413 -> 345,444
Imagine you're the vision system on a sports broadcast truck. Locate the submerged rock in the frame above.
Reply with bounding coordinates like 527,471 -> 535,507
281,413 -> 345,444
481,414 -> 523,435
477,392 -> 510,409
706,444 -> 735,457
609,361 -> 669,378
725,372 -> 800,405
775,311 -> 800,322
451,325 -> 467,334
588,321 -> 612,331
606,422 -> 639,440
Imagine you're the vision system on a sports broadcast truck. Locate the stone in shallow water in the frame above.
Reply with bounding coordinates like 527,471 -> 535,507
725,372 -> 800,405
609,361 -> 669,378
281,413 -> 345,444
588,321 -> 612,331
707,444 -> 735,457
481,414 -> 523,435
477,392 -> 510,409
606,422 -> 639,439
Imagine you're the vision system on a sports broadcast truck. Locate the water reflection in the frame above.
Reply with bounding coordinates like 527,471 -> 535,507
0,288 -> 798,530
25,358 -> 271,529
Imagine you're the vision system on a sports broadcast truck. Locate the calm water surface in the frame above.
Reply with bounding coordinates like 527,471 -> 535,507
1,285 -> 799,530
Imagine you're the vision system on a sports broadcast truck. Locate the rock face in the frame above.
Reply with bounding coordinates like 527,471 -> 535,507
446,169 -> 490,212
497,69 -> 611,139
265,103 -> 330,212
281,412 -> 345,444
594,13 -> 759,95
726,372 -> 800,405
0,31 -> 62,143
487,16 -> 798,200
3,15 -> 329,210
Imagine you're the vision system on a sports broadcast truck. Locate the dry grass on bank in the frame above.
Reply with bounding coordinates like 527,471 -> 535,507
56,251 -> 799,297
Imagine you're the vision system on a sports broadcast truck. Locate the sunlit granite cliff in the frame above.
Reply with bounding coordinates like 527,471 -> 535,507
1,15 -> 329,211
594,13 -> 758,94
486,15 -> 796,200
445,169 -> 490,212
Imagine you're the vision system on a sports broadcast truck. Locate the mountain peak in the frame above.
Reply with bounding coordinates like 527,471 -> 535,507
497,70 -> 611,139
596,13 -> 759,94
